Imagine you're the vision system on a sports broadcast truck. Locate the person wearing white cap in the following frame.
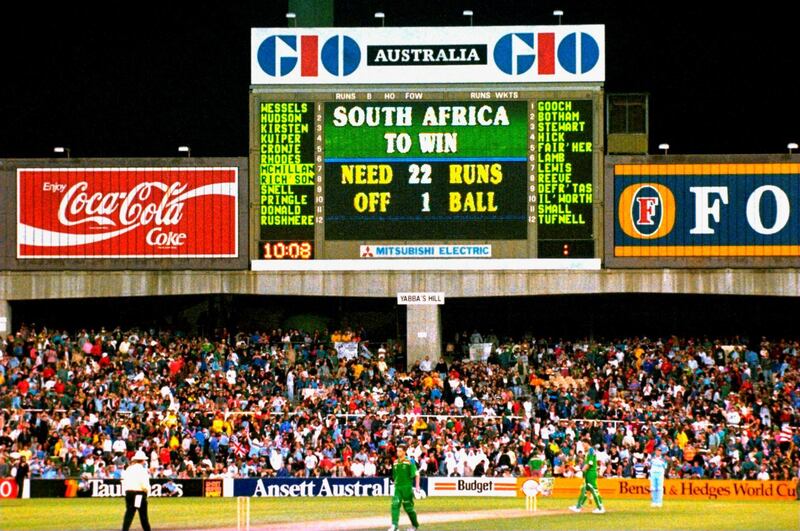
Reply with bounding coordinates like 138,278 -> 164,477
121,450 -> 151,531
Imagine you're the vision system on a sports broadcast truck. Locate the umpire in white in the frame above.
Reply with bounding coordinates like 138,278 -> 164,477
121,450 -> 152,531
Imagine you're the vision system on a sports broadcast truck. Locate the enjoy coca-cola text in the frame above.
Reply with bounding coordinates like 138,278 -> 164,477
57,181 -> 188,228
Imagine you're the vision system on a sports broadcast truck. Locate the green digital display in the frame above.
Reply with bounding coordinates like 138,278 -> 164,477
323,101 -> 529,240
258,102 -> 316,250
536,100 -> 594,241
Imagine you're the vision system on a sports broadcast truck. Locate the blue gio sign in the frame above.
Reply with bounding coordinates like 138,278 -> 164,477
233,477 -> 428,497
251,26 -> 605,84
614,164 -> 800,257
493,32 -> 599,75
257,35 -> 361,77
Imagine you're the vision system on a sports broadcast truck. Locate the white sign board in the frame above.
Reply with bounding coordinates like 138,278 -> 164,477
427,477 -> 519,497
397,292 -> 445,305
361,245 -> 491,259
0,317 -> 6,334
334,341 -> 359,360
469,343 -> 493,362
252,25 -> 605,85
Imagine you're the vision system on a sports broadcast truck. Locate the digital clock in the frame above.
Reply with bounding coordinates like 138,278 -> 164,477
260,241 -> 313,259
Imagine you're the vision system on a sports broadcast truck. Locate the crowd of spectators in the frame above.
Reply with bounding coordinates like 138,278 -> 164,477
1,324 -> 798,490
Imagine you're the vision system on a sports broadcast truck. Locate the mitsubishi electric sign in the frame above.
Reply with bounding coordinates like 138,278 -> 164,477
251,26 -> 605,84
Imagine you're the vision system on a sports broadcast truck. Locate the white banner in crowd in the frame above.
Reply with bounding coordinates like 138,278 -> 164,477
335,341 -> 359,360
469,343 -> 493,362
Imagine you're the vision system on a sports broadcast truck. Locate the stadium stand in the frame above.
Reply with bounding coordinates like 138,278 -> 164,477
1,326 -> 798,483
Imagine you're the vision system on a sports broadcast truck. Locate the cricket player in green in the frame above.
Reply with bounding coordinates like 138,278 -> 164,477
528,444 -> 546,478
388,447 -> 421,531
569,440 -> 605,514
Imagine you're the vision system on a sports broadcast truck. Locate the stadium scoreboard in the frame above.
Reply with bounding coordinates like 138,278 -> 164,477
253,90 -> 599,260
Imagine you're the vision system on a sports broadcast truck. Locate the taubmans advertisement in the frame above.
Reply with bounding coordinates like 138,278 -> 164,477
28,478 -> 204,498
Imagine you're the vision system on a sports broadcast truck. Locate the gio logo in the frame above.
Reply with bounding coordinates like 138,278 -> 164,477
493,32 -> 600,75
618,183 -> 676,239
257,35 -> 361,77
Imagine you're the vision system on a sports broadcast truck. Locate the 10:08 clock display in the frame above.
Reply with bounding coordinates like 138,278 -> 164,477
260,241 -> 313,259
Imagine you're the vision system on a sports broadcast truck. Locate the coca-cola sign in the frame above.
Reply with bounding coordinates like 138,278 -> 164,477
17,168 -> 238,258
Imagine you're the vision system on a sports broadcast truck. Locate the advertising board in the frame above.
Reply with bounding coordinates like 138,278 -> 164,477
27,478 -> 205,498
251,26 -> 605,85
0,478 -> 18,499
17,167 -> 238,258
427,477 -> 519,497
606,158 -> 800,267
427,476 -> 797,501
233,477 -> 399,497
541,477 -> 797,501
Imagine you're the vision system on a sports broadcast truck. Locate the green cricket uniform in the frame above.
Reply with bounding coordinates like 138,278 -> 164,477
575,447 -> 604,510
391,458 -> 420,529
528,453 -> 545,476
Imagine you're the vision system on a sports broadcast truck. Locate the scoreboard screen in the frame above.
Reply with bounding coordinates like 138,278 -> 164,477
254,90 -> 597,259
324,102 -> 528,240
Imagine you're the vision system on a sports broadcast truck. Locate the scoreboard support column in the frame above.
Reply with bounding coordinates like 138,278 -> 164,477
405,304 -> 441,369
0,300 -> 10,334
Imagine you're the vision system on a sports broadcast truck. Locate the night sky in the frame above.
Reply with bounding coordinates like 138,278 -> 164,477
1,0 -> 798,158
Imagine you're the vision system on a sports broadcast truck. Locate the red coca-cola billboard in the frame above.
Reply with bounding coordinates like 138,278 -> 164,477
17,167 -> 238,258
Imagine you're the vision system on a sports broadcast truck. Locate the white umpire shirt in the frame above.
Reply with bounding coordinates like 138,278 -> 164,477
121,463 -> 151,493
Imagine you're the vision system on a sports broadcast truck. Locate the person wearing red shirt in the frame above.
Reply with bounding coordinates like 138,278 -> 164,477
644,438 -> 656,454
159,446 -> 171,467
320,455 -> 335,475
341,445 -> 353,463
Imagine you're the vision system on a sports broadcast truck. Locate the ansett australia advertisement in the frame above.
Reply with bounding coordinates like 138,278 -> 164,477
233,477 -> 428,497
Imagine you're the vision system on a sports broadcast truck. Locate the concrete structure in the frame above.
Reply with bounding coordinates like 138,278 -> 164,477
0,299 -> 9,335
3,150 -> 800,366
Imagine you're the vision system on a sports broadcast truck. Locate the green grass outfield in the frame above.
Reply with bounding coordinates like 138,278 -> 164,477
1,496 -> 798,531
